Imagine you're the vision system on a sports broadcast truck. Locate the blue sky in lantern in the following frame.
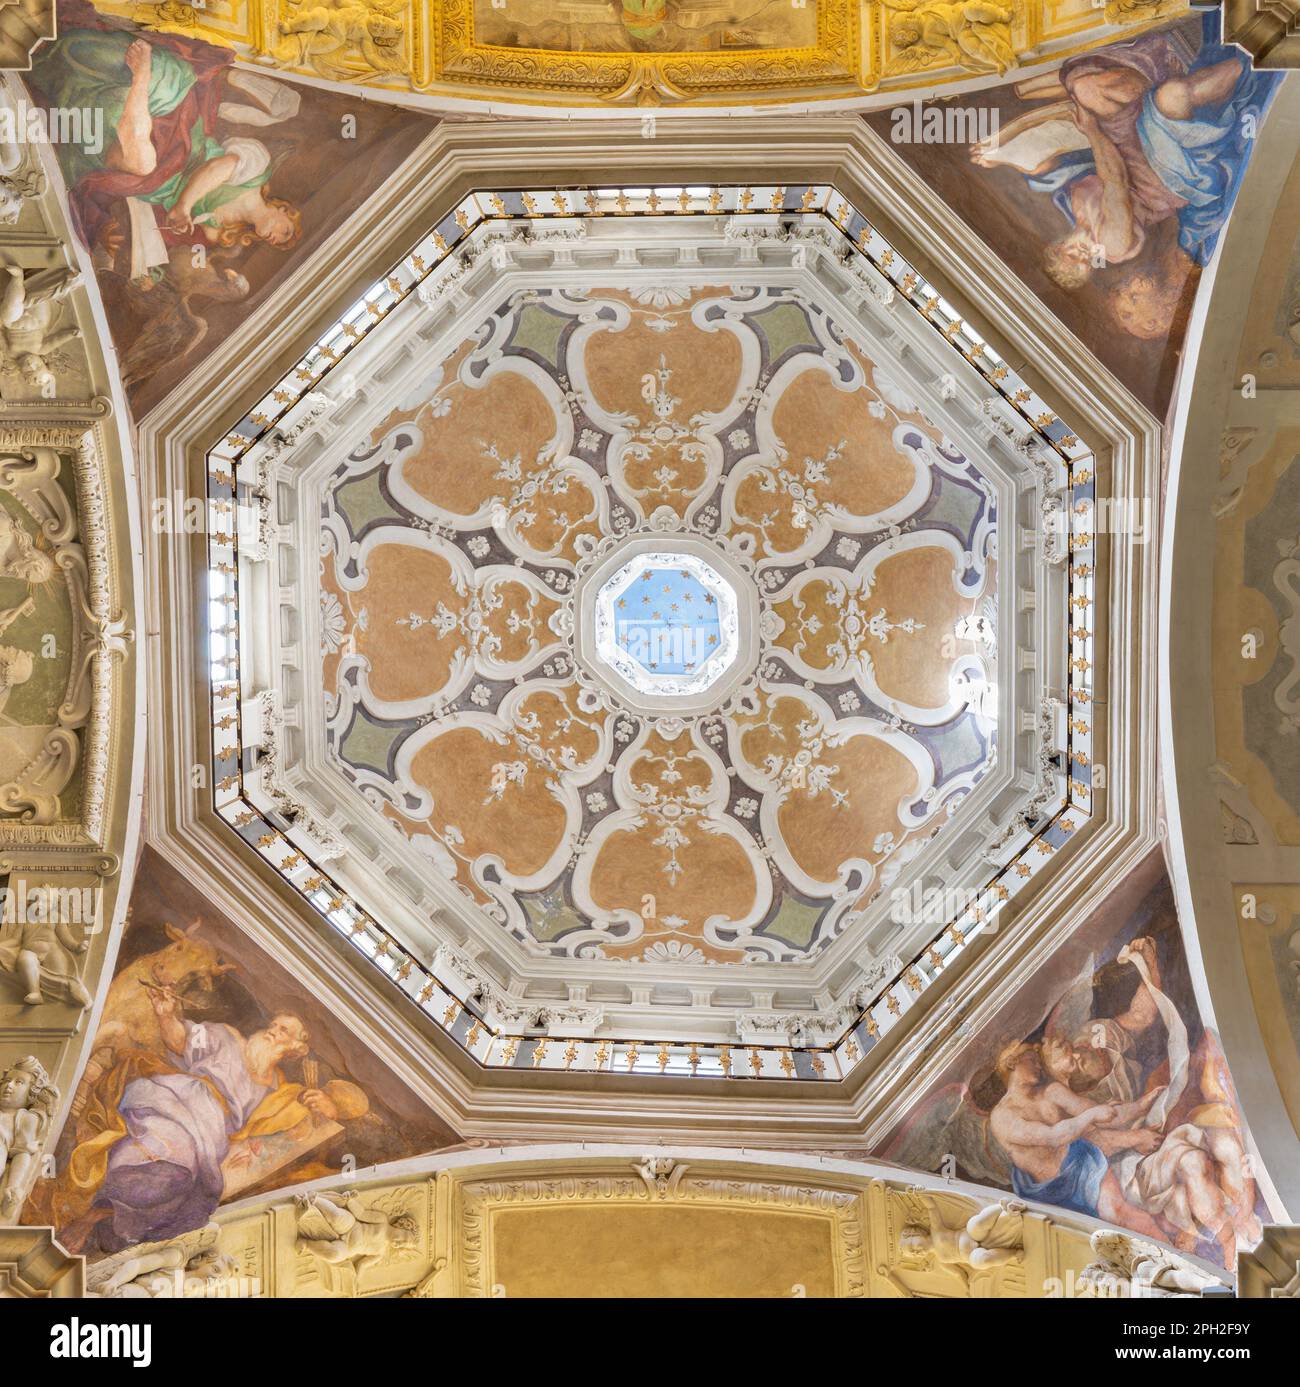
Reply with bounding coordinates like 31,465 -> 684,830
612,564 -> 722,676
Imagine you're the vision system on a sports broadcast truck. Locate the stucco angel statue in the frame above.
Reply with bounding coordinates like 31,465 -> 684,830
0,255 -> 80,398
883,0 -> 1016,77
85,1223 -> 237,1298
294,1189 -> 420,1285
0,1055 -> 58,1220
899,1189 -> 1028,1281
1079,1228 -> 1223,1297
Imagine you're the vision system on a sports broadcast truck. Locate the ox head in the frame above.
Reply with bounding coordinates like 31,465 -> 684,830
152,918 -> 238,992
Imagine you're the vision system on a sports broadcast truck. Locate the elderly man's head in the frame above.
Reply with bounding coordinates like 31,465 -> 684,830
1042,1034 -> 1115,1091
247,1014 -> 310,1071
1043,230 -> 1097,291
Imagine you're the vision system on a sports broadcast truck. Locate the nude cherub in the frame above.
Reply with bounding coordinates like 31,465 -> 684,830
899,1190 -> 1027,1280
0,1055 -> 57,1219
0,255 -> 79,397
886,0 -> 1015,77
294,1190 -> 418,1276
0,872 -> 92,1007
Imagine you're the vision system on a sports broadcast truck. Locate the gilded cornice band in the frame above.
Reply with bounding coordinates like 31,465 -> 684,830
74,0 -> 1191,107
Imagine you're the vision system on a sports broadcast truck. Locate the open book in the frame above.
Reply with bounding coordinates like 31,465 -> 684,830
971,101 -> 1091,176
221,1112 -> 344,1200
126,196 -> 171,280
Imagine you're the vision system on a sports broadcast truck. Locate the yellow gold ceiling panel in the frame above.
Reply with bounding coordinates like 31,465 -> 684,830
89,0 -> 1188,106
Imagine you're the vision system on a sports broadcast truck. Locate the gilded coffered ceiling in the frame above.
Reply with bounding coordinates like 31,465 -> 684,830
84,0 -> 1186,107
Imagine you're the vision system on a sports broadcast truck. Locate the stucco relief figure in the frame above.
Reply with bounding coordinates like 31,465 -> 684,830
0,890 -> 93,1008
267,0 -> 407,79
899,1191 -> 1027,1277
295,1190 -> 419,1283
85,1222 -> 236,1297
56,986 -> 365,1253
0,631 -> 34,719
0,1055 -> 58,1220
473,0 -> 816,55
0,509 -> 55,586
883,0 -> 1015,77
1079,1228 -> 1222,1297
0,257 -> 80,398
0,131 -> 46,226
0,490 -> 83,821
0,524 -> 41,718
636,1153 -> 687,1197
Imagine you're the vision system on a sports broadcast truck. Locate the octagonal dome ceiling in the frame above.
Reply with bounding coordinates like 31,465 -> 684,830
316,279 -> 998,972
208,184 -> 1090,1079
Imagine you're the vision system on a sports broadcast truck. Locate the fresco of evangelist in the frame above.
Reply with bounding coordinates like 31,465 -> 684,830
879,854 -> 1271,1268
24,849 -> 458,1257
867,12 -> 1278,418
23,0 -> 432,415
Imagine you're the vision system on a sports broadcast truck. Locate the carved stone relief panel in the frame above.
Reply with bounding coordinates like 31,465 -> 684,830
79,1149 -> 1227,1299
0,79 -> 141,1226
